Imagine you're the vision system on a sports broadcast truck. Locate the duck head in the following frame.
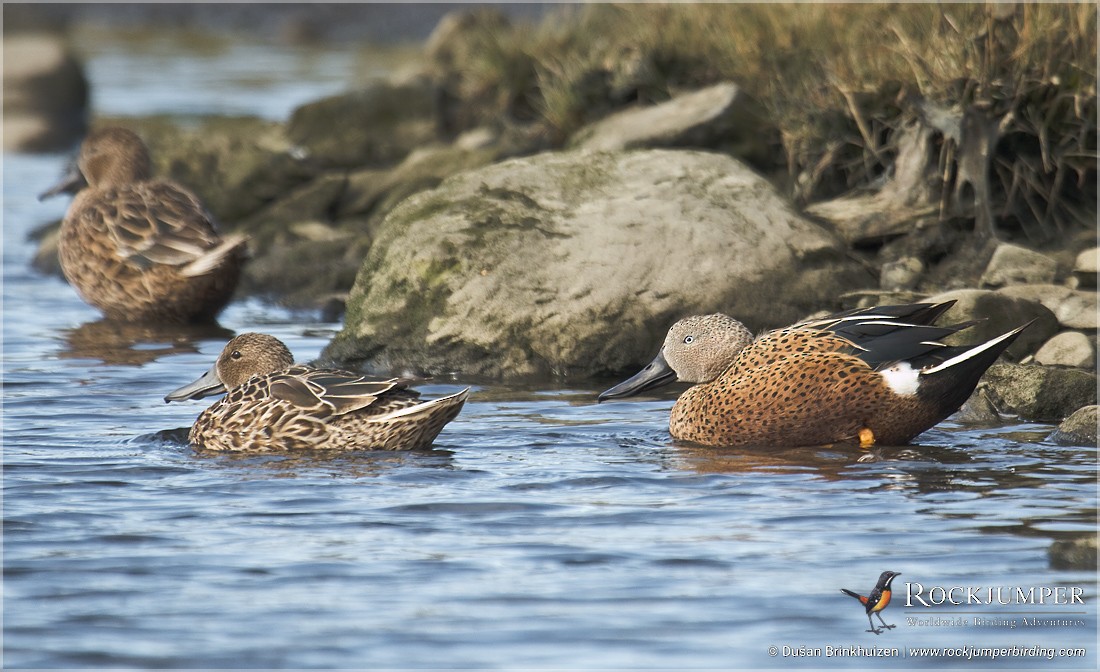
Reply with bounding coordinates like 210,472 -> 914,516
39,127 -> 153,200
598,314 -> 753,401
165,333 -> 294,402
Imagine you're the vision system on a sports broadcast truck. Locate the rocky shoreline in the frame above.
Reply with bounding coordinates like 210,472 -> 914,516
13,7 -> 1098,444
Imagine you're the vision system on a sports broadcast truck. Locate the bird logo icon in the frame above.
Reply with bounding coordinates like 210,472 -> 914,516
841,571 -> 901,634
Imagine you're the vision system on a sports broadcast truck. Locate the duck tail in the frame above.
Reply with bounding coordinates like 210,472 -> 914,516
922,322 -> 1032,377
916,321 -> 1032,408
182,233 -> 250,277
371,388 -> 470,423
368,388 -> 469,450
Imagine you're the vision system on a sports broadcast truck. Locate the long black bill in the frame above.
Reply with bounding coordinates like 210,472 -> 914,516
38,164 -> 87,201
164,366 -> 226,403
597,351 -> 677,402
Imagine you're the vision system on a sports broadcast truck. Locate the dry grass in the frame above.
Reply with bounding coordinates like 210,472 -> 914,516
433,3 -> 1095,240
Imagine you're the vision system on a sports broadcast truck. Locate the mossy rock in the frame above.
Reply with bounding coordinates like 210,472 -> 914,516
285,82 -> 439,169
980,364 -> 1097,422
1049,405 -> 1099,446
325,148 -> 872,379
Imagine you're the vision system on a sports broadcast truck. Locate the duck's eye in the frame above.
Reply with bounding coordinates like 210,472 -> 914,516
230,351 -> 242,360
683,335 -> 694,344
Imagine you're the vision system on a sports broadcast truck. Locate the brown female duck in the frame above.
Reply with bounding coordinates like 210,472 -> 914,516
599,302 -> 1029,448
165,333 -> 469,451
42,127 -> 247,323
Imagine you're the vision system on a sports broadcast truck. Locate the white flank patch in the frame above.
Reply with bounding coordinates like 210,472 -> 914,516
880,362 -> 921,396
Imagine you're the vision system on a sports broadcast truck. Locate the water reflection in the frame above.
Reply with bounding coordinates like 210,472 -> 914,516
669,436 -> 1094,498
671,441 -> 877,478
58,319 -> 234,365
192,446 -> 458,479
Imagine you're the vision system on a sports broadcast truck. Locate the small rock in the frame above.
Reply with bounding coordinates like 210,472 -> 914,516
3,33 -> 88,152
840,289 -> 926,311
1048,536 -> 1097,571
979,364 -> 1097,422
1074,247 -> 1098,289
880,257 -> 924,291
1034,332 -> 1095,369
569,82 -> 776,165
1049,405 -> 1098,447
290,221 -> 352,243
996,284 -> 1098,330
30,223 -> 62,277
924,288 -> 1059,360
979,243 -> 1057,288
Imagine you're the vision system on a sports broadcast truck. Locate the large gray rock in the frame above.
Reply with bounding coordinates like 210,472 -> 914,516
336,127 -> 528,228
979,243 -> 1057,288
325,149 -> 871,378
569,82 -> 775,165
923,288 -> 1058,360
1049,405 -> 1098,447
3,33 -> 88,152
980,364 -> 1097,422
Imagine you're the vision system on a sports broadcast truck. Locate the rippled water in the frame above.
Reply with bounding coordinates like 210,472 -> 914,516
4,31 -> 1097,669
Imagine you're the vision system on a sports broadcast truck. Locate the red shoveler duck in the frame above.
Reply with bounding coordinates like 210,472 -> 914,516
41,127 -> 248,323
598,302 -> 1030,448
165,333 -> 469,451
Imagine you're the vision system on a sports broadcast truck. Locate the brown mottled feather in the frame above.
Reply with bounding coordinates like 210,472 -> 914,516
170,334 -> 468,452
53,127 -> 247,323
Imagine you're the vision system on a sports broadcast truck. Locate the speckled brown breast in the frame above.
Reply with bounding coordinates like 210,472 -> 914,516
668,330 -> 940,448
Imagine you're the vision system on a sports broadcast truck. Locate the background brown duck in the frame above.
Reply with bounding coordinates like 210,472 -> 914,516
42,126 -> 248,323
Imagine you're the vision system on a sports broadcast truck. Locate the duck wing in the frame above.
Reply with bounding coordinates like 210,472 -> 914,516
102,182 -> 224,268
797,301 -> 956,331
784,301 -> 979,369
268,367 -> 418,417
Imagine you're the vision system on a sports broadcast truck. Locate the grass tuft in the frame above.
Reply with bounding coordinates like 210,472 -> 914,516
432,3 -> 1095,241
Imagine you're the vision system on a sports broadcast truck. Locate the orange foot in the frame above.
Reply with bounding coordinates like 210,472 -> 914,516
858,427 -> 876,449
